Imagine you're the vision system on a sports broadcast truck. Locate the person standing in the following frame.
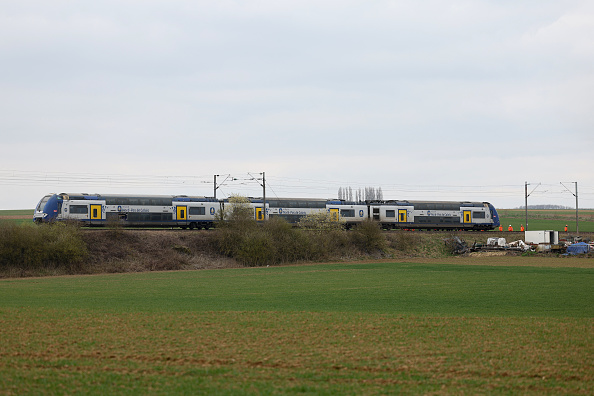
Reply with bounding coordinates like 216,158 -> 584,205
520,224 -> 525,232
565,224 -> 568,232
508,224 -> 513,232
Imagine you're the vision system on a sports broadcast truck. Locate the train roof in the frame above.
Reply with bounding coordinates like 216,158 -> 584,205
371,200 -> 491,205
55,193 -> 217,201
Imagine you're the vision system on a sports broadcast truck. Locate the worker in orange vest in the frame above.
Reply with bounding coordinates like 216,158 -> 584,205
499,225 -> 503,232
520,224 -> 524,232
564,224 -> 568,232
508,224 -> 513,232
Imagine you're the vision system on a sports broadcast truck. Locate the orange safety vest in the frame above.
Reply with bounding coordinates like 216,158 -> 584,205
508,226 -> 513,232
564,225 -> 568,232
499,225 -> 503,231
520,225 -> 524,231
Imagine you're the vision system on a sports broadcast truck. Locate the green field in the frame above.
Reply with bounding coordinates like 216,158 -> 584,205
1,262 -> 592,394
0,209 -> 33,226
497,209 -> 594,233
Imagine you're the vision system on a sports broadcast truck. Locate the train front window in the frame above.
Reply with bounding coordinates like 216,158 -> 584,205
36,196 -> 51,211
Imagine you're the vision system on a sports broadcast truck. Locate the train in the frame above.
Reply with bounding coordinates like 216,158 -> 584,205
33,192 -> 501,231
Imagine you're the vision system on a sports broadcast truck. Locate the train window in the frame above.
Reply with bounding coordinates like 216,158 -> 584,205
128,213 -> 172,222
310,201 -> 326,208
158,198 -> 172,206
37,196 -> 51,211
340,209 -> 355,217
107,197 -> 128,205
473,211 -> 486,219
189,207 -> 206,216
386,210 -> 395,218
70,205 -> 88,214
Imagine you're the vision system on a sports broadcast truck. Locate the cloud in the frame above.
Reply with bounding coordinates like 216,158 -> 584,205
1,1 -> 593,209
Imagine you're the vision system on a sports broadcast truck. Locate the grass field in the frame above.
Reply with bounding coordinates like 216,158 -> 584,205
497,209 -> 594,233
0,209 -> 32,226
1,261 -> 593,394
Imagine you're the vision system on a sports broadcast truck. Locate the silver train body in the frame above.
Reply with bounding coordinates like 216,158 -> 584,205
34,193 -> 501,231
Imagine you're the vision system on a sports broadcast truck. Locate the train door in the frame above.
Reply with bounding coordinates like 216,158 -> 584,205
329,208 -> 339,221
398,209 -> 407,223
90,204 -> 102,221
372,207 -> 380,221
463,210 -> 471,223
255,207 -> 264,221
177,206 -> 187,221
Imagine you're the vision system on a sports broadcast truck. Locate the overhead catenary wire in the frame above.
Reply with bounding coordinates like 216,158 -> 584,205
1,169 -> 593,206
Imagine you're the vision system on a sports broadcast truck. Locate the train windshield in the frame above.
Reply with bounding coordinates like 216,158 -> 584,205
36,195 -> 51,212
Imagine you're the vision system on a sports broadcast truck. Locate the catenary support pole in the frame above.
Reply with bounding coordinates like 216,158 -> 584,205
262,172 -> 266,221
214,175 -> 217,199
560,181 -> 579,234
575,182 -> 580,235
525,182 -> 528,231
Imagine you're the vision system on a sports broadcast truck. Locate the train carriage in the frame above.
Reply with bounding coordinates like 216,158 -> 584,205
33,193 -> 219,229
365,200 -> 499,230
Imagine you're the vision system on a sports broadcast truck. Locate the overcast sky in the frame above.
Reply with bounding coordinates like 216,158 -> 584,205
1,0 -> 593,210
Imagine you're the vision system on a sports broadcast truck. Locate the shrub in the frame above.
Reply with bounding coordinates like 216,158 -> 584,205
386,231 -> 422,253
296,211 -> 344,232
0,222 -> 87,273
350,220 -> 387,254
235,233 -> 275,267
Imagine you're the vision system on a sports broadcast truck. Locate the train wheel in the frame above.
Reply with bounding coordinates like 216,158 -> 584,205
189,222 -> 196,230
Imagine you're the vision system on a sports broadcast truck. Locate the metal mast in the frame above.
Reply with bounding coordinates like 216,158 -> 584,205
560,182 -> 578,234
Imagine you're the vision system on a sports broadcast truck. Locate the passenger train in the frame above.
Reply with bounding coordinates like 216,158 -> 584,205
33,193 -> 500,231
33,193 -> 500,230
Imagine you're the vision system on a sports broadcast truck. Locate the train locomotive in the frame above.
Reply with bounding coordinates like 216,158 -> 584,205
33,193 -> 500,231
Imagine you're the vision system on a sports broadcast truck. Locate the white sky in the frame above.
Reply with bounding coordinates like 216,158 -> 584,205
1,0 -> 593,210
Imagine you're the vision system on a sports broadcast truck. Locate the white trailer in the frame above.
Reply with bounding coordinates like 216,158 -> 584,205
524,230 -> 559,252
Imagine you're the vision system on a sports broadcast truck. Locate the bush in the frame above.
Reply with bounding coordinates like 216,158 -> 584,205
0,222 -> 88,273
350,220 -> 387,254
297,211 -> 344,232
212,211 -> 363,266
386,231 -> 422,253
235,233 -> 275,267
